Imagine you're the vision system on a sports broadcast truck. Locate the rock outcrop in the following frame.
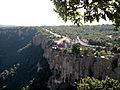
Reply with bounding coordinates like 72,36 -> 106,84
0,27 -> 51,90
0,26 -> 120,90
32,33 -> 120,90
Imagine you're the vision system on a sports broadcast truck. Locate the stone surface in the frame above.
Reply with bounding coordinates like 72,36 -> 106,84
32,32 -> 120,90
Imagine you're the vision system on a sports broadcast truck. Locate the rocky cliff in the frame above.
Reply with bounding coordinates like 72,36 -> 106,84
0,26 -> 120,90
32,32 -> 120,90
0,27 -> 51,90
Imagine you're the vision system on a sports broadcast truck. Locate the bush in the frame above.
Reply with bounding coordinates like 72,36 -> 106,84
94,51 -> 101,57
72,43 -> 80,55
77,76 -> 120,90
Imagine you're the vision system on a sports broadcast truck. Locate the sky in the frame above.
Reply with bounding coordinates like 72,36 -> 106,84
0,0 -> 113,26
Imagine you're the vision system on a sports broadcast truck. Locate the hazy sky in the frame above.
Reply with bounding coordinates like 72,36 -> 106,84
0,0 -> 112,26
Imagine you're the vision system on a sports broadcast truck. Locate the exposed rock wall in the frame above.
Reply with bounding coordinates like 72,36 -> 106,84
1,27 -> 119,90
0,28 -> 51,90
32,33 -> 120,90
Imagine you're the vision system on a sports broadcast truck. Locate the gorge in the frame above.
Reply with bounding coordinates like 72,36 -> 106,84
0,26 -> 120,90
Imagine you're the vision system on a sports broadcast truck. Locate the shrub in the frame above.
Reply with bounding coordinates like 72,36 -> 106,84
72,43 -> 80,55
77,76 -> 120,90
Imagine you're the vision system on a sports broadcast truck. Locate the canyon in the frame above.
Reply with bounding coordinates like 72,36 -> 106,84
0,26 -> 120,90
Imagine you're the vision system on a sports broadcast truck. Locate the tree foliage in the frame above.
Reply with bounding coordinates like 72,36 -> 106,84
72,43 -> 80,54
51,0 -> 120,29
77,76 -> 120,90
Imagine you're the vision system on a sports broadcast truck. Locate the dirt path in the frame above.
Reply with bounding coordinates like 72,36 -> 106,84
42,28 -> 105,48
43,28 -> 70,44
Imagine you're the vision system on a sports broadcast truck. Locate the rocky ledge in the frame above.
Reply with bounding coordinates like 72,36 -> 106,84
32,32 -> 120,90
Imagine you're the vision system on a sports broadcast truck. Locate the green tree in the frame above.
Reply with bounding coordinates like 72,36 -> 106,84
51,0 -> 120,30
72,43 -> 80,54
77,76 -> 120,90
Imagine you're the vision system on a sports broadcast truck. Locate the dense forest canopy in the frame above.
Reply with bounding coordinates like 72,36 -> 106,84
51,0 -> 120,30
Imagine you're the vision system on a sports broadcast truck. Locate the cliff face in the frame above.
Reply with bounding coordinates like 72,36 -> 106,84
0,27 -> 51,90
32,33 -> 120,90
0,27 -> 120,90
0,27 -> 37,72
